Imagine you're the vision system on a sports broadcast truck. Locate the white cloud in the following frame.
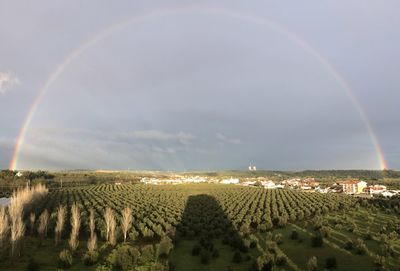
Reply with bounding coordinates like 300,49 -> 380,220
0,72 -> 20,94
216,132 -> 242,145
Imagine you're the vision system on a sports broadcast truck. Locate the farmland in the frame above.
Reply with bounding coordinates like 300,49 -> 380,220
0,182 -> 399,271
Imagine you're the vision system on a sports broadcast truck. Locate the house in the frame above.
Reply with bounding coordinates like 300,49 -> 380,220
262,181 -> 277,189
16,171 -> 23,177
363,185 -> 387,195
221,178 -> 240,184
339,180 -> 367,194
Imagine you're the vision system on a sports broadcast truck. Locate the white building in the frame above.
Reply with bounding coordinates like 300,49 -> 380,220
221,178 -> 240,184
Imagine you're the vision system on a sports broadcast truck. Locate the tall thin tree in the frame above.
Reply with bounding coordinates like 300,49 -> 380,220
29,213 -> 36,235
0,207 -> 9,249
121,207 -> 132,242
69,203 -> 81,252
55,205 -> 66,246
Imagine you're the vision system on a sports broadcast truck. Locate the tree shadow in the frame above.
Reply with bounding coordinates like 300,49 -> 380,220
171,194 -> 257,270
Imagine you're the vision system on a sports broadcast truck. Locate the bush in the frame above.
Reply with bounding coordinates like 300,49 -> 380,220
58,249 -> 73,269
212,249 -> 220,258
232,251 -> 243,263
140,245 -> 155,264
150,262 -> 166,271
250,240 -> 257,249
364,232 -> 373,240
27,258 -> 40,271
344,240 -> 353,250
83,251 -> 99,266
200,251 -> 211,264
107,244 -> 140,271
355,238 -> 368,255
325,257 -> 337,269
192,244 -> 201,256
157,236 -> 173,258
307,256 -> 318,271
276,254 -> 287,266
311,234 -> 323,247
290,230 -> 299,240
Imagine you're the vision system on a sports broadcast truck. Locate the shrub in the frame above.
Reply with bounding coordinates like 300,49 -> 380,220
157,236 -> 173,258
273,233 -> 283,244
290,230 -> 299,240
325,257 -> 337,269
107,244 -> 140,271
212,249 -> 219,258
307,256 -> 318,271
276,254 -> 287,266
311,234 -> 323,247
150,262 -> 166,271
83,251 -> 99,266
355,238 -> 368,255
232,251 -> 243,263
250,240 -> 257,249
58,249 -> 73,269
344,240 -> 353,250
26,258 -> 40,271
192,244 -> 201,256
364,231 -> 373,240
200,251 -> 211,264
140,245 -> 155,264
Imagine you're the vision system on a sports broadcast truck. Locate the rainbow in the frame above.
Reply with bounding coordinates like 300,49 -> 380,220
9,6 -> 388,170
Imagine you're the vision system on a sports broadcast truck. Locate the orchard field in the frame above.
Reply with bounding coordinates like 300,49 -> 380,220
1,183 -> 400,271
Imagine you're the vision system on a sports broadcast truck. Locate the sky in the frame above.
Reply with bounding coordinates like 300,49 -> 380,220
0,0 -> 399,171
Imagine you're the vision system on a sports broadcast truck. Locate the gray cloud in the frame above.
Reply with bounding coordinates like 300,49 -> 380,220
130,130 -> 195,145
216,133 -> 242,145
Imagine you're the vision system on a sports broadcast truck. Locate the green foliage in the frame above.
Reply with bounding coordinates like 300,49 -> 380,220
275,254 -> 287,266
232,251 -> 243,263
307,256 -> 318,271
83,251 -> 99,266
150,262 -> 166,271
200,250 -> 211,264
140,245 -> 155,264
325,256 -> 338,269
58,249 -> 73,269
107,244 -> 140,271
26,258 -> 40,271
354,238 -> 368,255
157,236 -> 173,259
290,230 -> 299,240
311,234 -> 323,247
192,244 -> 201,256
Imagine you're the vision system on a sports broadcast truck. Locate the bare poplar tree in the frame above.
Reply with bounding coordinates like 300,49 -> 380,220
121,207 -> 132,242
88,209 -> 97,252
55,205 -> 66,246
87,232 -> 97,254
0,207 -> 9,248
10,215 -> 25,258
109,213 -> 117,246
29,213 -> 36,235
104,207 -> 112,242
69,203 -> 81,252
9,192 -> 25,258
104,207 -> 116,245
38,209 -> 49,239
89,209 -> 95,238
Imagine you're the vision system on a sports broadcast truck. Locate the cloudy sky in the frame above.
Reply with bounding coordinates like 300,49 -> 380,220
1,1 -> 399,171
